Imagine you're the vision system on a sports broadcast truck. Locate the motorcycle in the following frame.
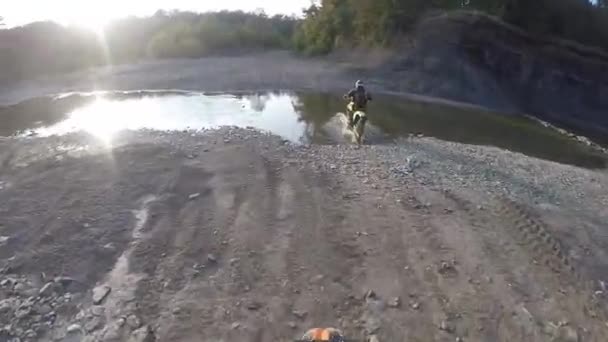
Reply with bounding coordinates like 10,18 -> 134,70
346,102 -> 368,145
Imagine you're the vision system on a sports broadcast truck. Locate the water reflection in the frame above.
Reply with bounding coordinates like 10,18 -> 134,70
0,90 -> 605,169
245,93 -> 270,112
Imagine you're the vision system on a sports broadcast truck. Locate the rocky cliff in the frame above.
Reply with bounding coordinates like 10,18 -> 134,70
381,12 -> 608,143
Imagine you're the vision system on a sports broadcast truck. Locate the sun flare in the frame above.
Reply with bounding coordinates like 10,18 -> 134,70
64,13 -> 112,36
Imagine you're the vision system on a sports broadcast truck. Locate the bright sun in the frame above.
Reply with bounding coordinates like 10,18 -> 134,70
66,14 -> 111,35
50,3 -> 117,36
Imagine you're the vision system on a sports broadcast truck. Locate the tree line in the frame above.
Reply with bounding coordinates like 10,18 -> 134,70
1,0 -> 608,82
294,0 -> 608,54
0,11 -> 297,82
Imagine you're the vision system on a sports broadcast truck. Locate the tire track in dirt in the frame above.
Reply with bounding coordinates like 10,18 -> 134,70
426,188 -> 548,341
442,189 -> 608,340
283,171 -> 363,336
388,187 -> 504,342
136,146 -> 268,341
128,145 -> 316,341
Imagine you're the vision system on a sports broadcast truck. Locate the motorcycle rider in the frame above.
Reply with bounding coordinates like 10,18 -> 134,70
344,80 -> 372,127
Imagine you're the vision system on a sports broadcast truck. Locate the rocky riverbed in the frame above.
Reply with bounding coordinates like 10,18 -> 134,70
1,127 -> 607,341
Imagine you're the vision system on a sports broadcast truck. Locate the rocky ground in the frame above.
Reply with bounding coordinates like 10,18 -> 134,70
1,127 -> 607,342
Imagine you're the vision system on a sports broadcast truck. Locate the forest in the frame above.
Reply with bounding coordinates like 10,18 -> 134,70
294,0 -> 608,54
0,11 -> 297,82
1,0 -> 607,81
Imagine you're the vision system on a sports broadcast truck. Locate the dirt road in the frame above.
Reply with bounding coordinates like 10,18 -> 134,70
1,127 -> 607,342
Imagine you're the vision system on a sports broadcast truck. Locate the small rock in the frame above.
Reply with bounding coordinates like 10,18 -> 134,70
12,282 -> 26,293
117,317 -> 127,327
85,316 -> 104,333
0,236 -> 9,244
67,324 -> 82,334
388,297 -> 401,308
410,302 -> 420,310
127,314 -> 142,329
0,297 -> 20,314
247,301 -> 262,311
188,193 -> 201,200
24,329 -> 36,338
330,164 -> 337,170
368,335 -> 380,342
172,307 -> 181,315
16,305 -> 32,319
39,282 -> 55,296
439,261 -> 457,276
288,322 -> 297,329
129,325 -> 155,342
364,290 -> 377,300
312,274 -> 325,283
557,325 -> 579,342
92,285 -> 111,305
292,310 -> 308,319
54,276 -> 76,288
231,322 -> 241,330
103,243 -> 116,251
207,254 -> 217,263
439,320 -> 455,333
229,258 -> 240,265
34,303 -> 52,315
91,306 -> 105,316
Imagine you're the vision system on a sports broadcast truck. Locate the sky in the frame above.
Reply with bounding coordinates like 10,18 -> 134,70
2,0 -> 313,28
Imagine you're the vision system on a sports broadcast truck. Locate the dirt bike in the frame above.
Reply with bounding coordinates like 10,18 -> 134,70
346,102 -> 368,145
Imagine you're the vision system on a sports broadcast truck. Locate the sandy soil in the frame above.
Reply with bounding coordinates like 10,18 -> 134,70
1,126 -> 607,342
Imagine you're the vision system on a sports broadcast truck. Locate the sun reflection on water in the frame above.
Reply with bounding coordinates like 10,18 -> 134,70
32,92 -> 307,145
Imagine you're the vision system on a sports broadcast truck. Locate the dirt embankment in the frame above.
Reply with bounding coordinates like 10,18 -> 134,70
376,12 -> 608,142
1,128 -> 608,342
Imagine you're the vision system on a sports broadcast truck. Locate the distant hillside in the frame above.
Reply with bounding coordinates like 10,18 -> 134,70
293,0 -> 608,55
372,12 -> 608,141
0,11 -> 297,83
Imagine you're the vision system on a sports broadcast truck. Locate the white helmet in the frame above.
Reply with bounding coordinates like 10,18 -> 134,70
355,80 -> 363,88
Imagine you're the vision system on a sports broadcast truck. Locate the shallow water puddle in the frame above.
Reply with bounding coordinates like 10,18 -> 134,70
0,90 -> 605,168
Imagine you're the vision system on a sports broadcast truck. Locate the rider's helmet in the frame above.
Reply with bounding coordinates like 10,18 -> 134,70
355,80 -> 364,89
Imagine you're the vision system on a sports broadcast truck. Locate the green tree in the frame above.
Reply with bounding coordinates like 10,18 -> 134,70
294,0 -> 608,54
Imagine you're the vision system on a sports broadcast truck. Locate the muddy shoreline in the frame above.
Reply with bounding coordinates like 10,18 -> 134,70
1,127 -> 608,341
1,50 -> 608,342
2,50 -> 607,153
